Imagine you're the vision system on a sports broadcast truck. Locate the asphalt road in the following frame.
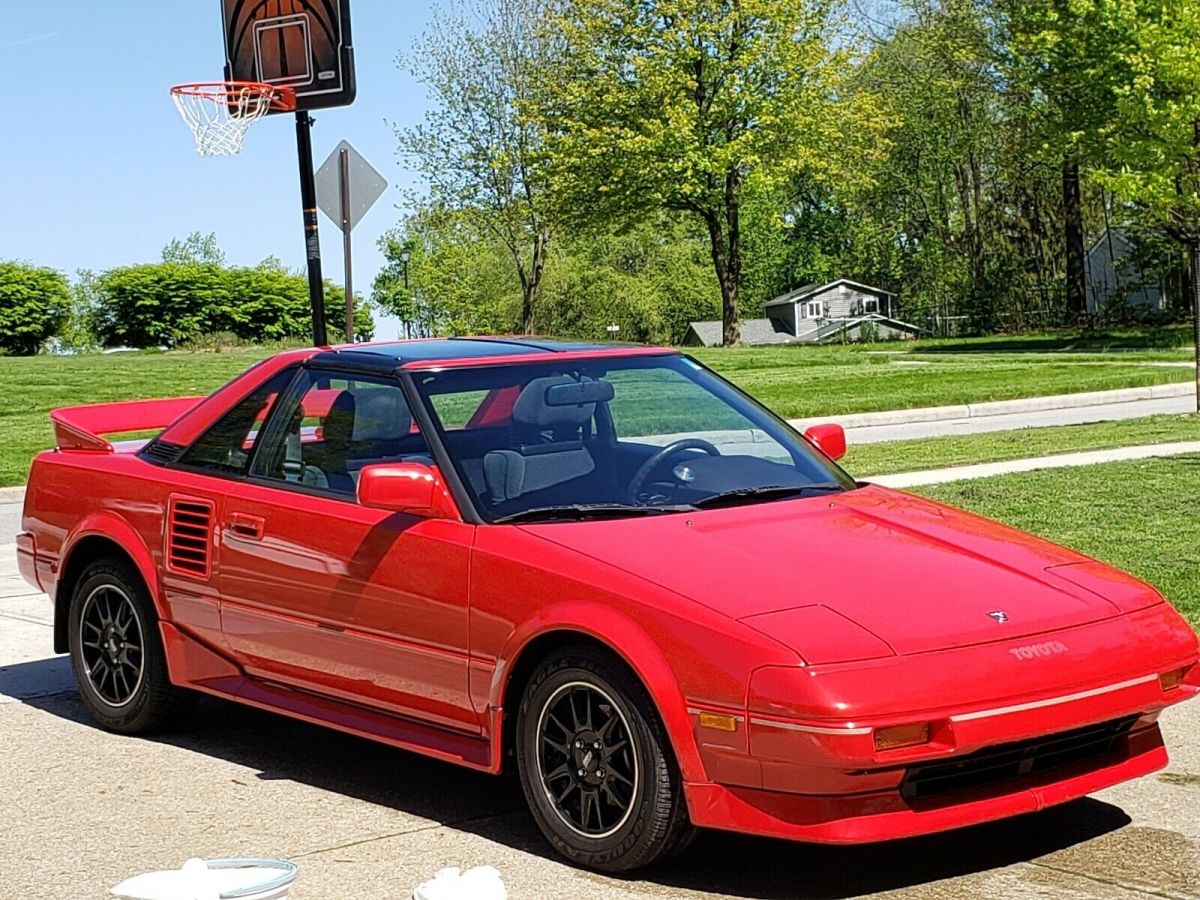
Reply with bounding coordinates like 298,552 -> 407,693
831,393 -> 1196,445
2,503 -> 1199,899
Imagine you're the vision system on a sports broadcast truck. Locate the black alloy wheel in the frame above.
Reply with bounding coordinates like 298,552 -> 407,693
516,646 -> 694,871
68,558 -> 196,733
536,681 -> 639,838
77,582 -> 145,707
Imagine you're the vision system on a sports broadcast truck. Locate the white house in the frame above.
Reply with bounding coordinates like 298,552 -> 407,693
683,279 -> 923,347
1085,230 -> 1163,314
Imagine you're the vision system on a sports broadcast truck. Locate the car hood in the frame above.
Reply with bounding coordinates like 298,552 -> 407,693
519,485 -> 1142,656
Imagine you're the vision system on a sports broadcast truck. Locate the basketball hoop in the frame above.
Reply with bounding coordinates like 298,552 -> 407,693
171,82 -> 296,157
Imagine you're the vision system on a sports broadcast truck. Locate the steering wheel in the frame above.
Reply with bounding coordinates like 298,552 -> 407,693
629,438 -> 721,502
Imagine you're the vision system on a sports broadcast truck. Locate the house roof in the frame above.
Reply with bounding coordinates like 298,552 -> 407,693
685,318 -> 799,347
763,279 -> 896,308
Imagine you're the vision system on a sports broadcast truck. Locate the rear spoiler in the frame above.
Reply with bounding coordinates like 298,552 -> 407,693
51,397 -> 205,452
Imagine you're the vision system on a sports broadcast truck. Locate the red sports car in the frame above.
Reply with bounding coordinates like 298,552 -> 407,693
17,339 -> 1199,871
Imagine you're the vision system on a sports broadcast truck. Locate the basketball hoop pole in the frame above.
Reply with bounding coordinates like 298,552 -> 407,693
294,111 -> 328,346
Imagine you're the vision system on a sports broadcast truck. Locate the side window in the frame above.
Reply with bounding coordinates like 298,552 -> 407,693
177,369 -> 296,475
252,370 -> 430,496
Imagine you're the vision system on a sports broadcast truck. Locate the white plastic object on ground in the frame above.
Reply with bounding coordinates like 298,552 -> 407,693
412,866 -> 507,900
110,857 -> 298,900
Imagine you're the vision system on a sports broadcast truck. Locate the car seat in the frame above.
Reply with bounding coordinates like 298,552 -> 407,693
482,376 -> 600,504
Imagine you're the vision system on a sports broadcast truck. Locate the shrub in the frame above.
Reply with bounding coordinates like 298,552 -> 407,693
0,261 -> 71,355
92,262 -> 373,348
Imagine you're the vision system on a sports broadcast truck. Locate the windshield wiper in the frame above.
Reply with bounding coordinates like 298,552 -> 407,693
691,483 -> 845,510
493,503 -> 694,524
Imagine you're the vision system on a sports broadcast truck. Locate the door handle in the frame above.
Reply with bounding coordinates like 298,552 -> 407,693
227,513 -> 265,540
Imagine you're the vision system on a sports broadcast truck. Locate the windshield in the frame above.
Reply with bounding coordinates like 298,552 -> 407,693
413,354 -> 855,522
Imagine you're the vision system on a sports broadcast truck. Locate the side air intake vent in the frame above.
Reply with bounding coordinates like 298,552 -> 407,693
166,496 -> 214,579
141,439 -> 185,465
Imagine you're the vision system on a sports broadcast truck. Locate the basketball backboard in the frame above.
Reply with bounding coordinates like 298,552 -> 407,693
222,0 -> 356,112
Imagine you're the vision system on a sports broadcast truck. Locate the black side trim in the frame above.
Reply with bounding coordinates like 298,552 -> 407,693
140,439 -> 186,465
306,350 -> 402,376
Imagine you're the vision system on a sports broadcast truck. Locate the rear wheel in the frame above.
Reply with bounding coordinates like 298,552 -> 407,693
516,647 -> 693,871
67,558 -> 195,733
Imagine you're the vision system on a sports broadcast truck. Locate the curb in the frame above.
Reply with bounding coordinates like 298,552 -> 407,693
790,382 -> 1193,430
0,486 -> 26,504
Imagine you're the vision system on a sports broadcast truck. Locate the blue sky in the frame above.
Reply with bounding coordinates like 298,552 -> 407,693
2,2 -> 444,339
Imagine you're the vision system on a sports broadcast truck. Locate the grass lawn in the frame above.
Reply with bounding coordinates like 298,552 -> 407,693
914,456 -> 1200,627
688,345 -> 1191,419
0,331 -> 1194,485
0,350 -> 268,486
914,323 -> 1195,354
844,414 -> 1200,477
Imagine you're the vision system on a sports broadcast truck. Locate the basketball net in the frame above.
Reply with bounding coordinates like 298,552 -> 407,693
171,82 -> 294,157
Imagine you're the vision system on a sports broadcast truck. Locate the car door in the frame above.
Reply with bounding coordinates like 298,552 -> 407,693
215,367 -> 479,733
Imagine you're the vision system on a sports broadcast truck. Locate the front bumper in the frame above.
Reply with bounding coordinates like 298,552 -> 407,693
683,602 -> 1199,843
685,721 -> 1166,843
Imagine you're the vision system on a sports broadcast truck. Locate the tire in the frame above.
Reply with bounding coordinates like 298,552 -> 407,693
67,558 -> 196,734
516,646 -> 694,872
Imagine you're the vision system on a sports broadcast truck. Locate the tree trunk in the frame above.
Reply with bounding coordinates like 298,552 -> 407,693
703,208 -> 741,347
1191,240 -> 1200,413
723,172 -> 743,348
518,231 -> 547,335
1063,157 -> 1087,321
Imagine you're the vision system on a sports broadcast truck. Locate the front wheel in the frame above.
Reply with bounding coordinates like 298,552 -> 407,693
67,558 -> 195,733
515,647 -> 693,871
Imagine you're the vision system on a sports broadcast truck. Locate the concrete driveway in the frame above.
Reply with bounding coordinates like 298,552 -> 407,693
3,505 -> 1199,898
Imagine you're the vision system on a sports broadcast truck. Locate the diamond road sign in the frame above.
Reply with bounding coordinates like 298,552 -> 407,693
315,140 -> 388,233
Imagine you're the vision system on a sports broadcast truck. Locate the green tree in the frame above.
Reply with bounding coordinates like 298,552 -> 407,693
842,0 -> 1081,331
0,261 -> 71,355
1089,0 -> 1200,407
536,0 -> 887,345
398,0 -> 552,334
536,218 -> 720,343
374,206 -> 521,337
161,231 -> 226,266
1002,0 -> 1132,319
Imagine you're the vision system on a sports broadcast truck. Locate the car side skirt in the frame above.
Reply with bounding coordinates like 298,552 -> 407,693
160,622 -> 500,773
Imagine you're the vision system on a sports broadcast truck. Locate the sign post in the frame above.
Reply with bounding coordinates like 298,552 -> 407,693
339,148 -> 354,342
316,140 -> 388,344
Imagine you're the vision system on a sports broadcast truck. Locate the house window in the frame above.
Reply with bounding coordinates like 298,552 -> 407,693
862,297 -> 880,314
803,300 -> 827,319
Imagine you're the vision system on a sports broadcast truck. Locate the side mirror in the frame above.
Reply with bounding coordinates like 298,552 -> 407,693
803,423 -> 847,461
357,463 -> 459,520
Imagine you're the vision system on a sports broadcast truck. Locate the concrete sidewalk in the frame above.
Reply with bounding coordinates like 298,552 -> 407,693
791,382 -> 1196,444
872,440 -> 1200,489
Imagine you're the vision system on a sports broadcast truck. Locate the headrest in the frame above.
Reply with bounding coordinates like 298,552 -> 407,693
350,387 -> 413,441
323,387 -> 413,444
512,376 -> 608,428
323,390 -> 356,446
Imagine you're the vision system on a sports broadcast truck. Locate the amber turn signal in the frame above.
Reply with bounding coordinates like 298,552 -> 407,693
698,712 -> 739,732
1160,666 -> 1190,692
874,722 -> 931,752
